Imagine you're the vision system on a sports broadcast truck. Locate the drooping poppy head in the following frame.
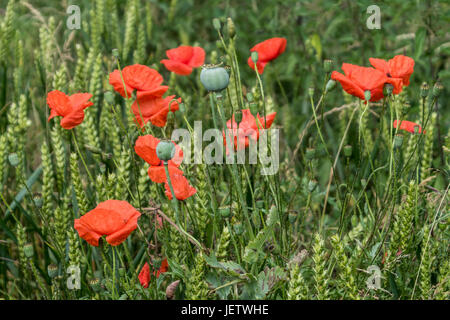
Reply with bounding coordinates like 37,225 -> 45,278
331,63 -> 400,102
138,258 -> 169,288
74,200 -> 141,246
132,94 -> 181,128
393,120 -> 425,134
47,90 -> 93,129
247,37 -> 287,74
164,174 -> 197,201
160,46 -> 205,75
370,55 -> 414,90
109,64 -> 168,98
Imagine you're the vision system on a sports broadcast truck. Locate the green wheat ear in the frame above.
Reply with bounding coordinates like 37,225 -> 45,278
70,152 -> 89,215
186,251 -> 209,300
312,233 -> 330,300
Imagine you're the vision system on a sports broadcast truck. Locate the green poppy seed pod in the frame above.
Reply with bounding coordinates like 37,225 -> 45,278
251,51 -> 259,64
308,179 -> 318,192
218,206 -> 231,218
47,264 -> 58,278
432,82 -> 443,98
89,278 -> 101,292
233,223 -> 243,235
104,91 -> 115,105
212,18 -> 221,31
420,82 -> 429,98
8,153 -> 19,167
33,194 -> 43,208
383,83 -> 393,96
112,48 -> 119,58
325,79 -> 336,92
344,145 -> 352,157
394,134 -> 404,149
227,17 -> 235,38
323,59 -> 333,73
305,148 -> 316,161
156,140 -> 176,162
24,243 -> 34,258
364,90 -> 371,101
200,66 -> 230,92
119,268 -> 126,277
246,92 -> 254,102
308,87 -> 314,97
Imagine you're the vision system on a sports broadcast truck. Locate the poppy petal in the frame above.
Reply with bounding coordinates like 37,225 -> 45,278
166,46 -> 194,64
161,59 -> 193,75
188,47 -> 206,67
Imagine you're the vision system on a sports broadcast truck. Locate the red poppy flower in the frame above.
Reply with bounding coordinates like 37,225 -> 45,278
47,90 -> 93,129
132,93 -> 181,128
331,63 -> 401,102
393,120 -> 425,134
134,134 -> 184,183
224,109 -> 276,151
247,38 -> 287,74
370,55 -> 414,93
160,46 -> 205,75
164,174 -> 197,201
74,200 -> 141,246
138,258 -> 169,288
109,64 -> 168,98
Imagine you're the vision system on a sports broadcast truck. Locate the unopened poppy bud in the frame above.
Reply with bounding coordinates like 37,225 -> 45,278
89,278 -> 101,292
432,82 -> 443,98
308,179 -> 318,192
227,17 -> 235,38
156,140 -> 176,162
393,134 -> 404,148
323,59 -> 333,73
8,153 -> 19,166
233,223 -> 243,235
343,145 -> 352,157
305,148 -> 316,161
112,48 -> 119,58
251,51 -> 259,64
24,243 -> 34,258
364,90 -> 371,101
420,82 -> 429,98
218,206 -> 231,218
104,91 -> 115,105
212,18 -> 221,31
383,83 -> 393,96
166,280 -> 180,300
200,66 -> 230,92
325,79 -> 336,92
47,264 -> 58,278
246,92 -> 254,102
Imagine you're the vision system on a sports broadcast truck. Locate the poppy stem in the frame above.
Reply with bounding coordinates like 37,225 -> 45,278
71,130 -> 95,184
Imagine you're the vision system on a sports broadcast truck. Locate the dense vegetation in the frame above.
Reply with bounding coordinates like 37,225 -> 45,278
0,0 -> 448,300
